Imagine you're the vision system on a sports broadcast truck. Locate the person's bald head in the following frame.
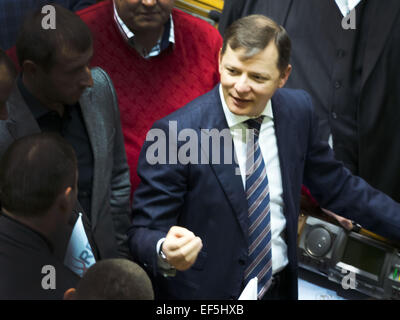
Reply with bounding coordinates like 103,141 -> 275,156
64,259 -> 154,300
0,50 -> 17,120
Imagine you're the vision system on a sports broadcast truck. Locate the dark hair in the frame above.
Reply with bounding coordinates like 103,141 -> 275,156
75,259 -> 154,300
0,49 -> 17,80
0,133 -> 77,217
16,4 -> 92,71
221,14 -> 291,75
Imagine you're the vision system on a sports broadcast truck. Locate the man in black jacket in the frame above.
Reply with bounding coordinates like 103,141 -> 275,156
0,133 -> 80,299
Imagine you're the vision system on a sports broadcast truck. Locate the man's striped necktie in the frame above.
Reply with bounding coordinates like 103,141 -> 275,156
244,116 -> 272,299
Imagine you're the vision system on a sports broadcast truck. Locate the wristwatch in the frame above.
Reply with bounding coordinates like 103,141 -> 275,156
159,241 -> 168,261
157,240 -> 176,277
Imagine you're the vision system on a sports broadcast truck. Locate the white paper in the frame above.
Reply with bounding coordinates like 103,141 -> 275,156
298,278 -> 346,300
239,277 -> 258,300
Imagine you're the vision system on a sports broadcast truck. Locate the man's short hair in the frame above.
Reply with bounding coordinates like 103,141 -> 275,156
75,259 -> 154,300
0,49 -> 17,81
0,133 -> 77,217
221,14 -> 291,75
16,4 -> 92,71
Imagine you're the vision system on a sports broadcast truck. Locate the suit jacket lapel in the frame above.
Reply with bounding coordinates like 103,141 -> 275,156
79,87 -> 100,229
0,118 -> 16,156
4,85 -> 41,141
271,91 -> 293,222
199,87 -> 249,238
361,0 -> 400,89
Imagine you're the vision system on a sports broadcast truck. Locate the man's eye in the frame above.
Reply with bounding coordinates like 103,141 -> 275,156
226,68 -> 237,74
253,75 -> 267,81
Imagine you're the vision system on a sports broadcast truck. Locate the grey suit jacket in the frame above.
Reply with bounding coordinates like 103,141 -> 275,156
0,67 -> 131,259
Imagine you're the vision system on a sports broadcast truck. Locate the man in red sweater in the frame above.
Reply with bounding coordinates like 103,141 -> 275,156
78,0 -> 222,193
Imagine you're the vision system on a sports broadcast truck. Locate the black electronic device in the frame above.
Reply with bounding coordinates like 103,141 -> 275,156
298,216 -> 400,299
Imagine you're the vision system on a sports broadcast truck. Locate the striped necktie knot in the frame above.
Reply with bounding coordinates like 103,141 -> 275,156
245,116 -> 264,137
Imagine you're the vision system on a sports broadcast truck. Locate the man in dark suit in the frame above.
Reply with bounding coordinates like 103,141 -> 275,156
0,5 -> 131,260
0,133 -> 80,299
219,0 -> 400,204
128,15 -> 400,300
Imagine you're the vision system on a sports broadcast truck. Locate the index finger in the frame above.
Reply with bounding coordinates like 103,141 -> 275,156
165,231 -> 196,251
168,226 -> 195,239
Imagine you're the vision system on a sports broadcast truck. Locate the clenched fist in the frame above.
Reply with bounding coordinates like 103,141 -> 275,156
161,226 -> 203,271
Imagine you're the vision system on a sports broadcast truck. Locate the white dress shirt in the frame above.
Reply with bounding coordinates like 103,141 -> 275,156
219,85 -> 288,274
335,0 -> 362,17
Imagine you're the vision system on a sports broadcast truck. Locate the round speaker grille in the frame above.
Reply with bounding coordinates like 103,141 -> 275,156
305,227 -> 332,257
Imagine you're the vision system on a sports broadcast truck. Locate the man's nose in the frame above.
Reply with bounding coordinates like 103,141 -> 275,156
142,0 -> 157,7
234,75 -> 251,93
80,66 -> 93,88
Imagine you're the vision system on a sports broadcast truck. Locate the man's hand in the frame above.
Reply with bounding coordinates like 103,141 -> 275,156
162,226 -> 203,271
321,208 -> 354,231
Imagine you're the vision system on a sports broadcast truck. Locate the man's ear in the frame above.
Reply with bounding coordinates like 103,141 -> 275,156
56,186 -> 74,214
64,186 -> 72,197
218,48 -> 223,74
278,64 -> 292,88
63,288 -> 77,300
21,60 -> 38,77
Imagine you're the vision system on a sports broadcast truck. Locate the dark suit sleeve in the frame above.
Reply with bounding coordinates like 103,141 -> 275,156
301,91 -> 400,242
99,68 -> 132,259
128,118 -> 189,277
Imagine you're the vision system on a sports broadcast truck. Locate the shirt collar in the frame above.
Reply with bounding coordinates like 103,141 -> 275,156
113,2 -> 175,59
335,0 -> 362,16
218,84 -> 273,129
17,74 -> 50,119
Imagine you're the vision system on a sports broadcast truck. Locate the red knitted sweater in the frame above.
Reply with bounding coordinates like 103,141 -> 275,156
78,1 -> 222,192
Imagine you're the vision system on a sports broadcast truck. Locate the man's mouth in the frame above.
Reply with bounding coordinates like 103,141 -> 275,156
138,11 -> 159,16
231,95 -> 251,105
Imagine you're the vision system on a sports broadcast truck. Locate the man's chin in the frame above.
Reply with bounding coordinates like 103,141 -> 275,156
228,105 -> 251,117
67,92 -> 85,105
63,98 -> 80,106
132,18 -> 165,31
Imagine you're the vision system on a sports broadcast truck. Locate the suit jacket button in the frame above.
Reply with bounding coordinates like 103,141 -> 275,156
239,258 -> 246,265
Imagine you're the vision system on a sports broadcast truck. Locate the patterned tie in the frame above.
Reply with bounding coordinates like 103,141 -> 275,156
244,116 -> 272,299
